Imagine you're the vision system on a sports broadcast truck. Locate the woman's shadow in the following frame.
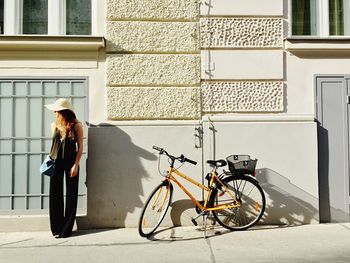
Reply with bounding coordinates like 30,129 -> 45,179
77,124 -> 157,229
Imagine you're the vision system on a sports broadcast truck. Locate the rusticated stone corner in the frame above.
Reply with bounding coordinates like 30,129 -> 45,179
106,21 -> 199,52
107,54 -> 200,86
106,0 -> 199,20
107,87 -> 201,119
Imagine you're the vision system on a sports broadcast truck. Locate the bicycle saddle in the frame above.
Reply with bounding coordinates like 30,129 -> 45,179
206,159 -> 227,167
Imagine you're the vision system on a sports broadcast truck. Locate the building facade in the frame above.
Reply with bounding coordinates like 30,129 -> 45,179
0,0 -> 349,231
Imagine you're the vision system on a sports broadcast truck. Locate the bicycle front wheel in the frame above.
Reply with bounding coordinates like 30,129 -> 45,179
212,175 -> 265,231
138,180 -> 173,237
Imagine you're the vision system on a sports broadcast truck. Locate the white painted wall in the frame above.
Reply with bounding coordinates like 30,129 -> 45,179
203,118 -> 319,224
286,51 -> 350,115
84,123 -> 204,228
200,0 -> 283,16
79,118 -> 319,228
201,50 -> 284,80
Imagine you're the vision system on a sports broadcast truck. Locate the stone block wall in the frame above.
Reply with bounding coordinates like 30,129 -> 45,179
105,0 -> 201,120
105,0 -> 284,119
200,0 -> 284,113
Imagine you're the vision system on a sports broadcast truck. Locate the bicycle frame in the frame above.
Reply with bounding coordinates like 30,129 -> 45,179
165,167 -> 240,212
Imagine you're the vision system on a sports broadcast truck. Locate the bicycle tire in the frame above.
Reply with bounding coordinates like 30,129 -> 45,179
211,175 -> 265,231
138,180 -> 173,237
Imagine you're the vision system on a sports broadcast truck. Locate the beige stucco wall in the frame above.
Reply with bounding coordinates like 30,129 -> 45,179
107,54 -> 200,86
106,0 -> 199,20
105,0 -> 285,117
107,87 -> 201,119
105,0 -> 200,120
106,21 -> 199,52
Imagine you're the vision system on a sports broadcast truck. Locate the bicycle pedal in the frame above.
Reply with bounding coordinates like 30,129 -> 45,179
191,218 -> 198,226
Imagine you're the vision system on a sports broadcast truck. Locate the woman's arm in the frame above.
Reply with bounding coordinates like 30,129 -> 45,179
50,122 -> 56,135
70,122 -> 84,177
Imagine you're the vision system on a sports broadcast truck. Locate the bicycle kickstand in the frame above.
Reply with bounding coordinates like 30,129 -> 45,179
204,214 -> 208,239
191,212 -> 209,238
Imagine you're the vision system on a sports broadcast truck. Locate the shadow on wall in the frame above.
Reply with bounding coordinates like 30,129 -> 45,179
317,125 -> 331,222
78,124 -> 157,228
168,169 -> 320,227
170,199 -> 198,226
256,168 -> 319,225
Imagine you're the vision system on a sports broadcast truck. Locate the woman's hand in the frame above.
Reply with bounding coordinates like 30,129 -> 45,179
70,164 -> 79,177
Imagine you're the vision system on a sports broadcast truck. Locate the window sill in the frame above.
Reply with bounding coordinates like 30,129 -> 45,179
285,38 -> 350,53
0,35 -> 105,52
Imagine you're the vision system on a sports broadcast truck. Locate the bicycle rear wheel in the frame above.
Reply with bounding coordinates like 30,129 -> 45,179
138,180 -> 173,237
212,175 -> 265,231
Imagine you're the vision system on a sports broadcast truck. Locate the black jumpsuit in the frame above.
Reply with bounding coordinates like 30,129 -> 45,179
49,124 -> 79,238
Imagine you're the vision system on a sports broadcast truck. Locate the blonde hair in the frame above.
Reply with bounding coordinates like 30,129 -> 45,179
55,110 -> 77,140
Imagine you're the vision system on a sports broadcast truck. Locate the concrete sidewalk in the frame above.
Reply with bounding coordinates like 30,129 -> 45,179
0,223 -> 350,263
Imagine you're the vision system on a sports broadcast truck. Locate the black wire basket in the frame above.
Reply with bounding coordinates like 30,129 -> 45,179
226,155 -> 257,175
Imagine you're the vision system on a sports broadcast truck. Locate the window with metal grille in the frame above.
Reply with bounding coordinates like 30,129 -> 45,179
0,78 -> 87,213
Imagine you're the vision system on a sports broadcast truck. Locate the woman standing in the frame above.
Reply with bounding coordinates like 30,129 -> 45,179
44,98 -> 83,238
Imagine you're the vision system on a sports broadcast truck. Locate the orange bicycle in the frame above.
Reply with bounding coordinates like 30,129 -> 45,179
138,146 -> 266,237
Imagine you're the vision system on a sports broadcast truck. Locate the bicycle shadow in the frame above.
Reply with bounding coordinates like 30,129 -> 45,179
255,168 -> 319,225
147,224 -> 284,242
165,168 -> 319,233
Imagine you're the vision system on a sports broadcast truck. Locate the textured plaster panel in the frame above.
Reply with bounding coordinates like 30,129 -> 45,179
201,50 -> 283,80
202,81 -> 283,112
107,54 -> 200,85
106,0 -> 199,20
201,18 -> 283,48
106,21 -> 199,52
107,87 -> 201,119
200,0 -> 283,16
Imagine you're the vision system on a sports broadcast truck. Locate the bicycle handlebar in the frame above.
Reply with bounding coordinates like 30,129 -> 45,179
152,145 -> 163,152
153,145 -> 197,166
181,155 -> 197,165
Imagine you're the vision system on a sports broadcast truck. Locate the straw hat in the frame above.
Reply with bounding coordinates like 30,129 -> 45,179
44,98 -> 75,113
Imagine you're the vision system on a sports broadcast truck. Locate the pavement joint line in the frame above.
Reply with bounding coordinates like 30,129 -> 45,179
0,241 -> 162,249
205,238 -> 217,263
0,239 -> 33,247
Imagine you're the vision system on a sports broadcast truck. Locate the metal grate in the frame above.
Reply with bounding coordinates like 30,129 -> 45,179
0,78 -> 88,211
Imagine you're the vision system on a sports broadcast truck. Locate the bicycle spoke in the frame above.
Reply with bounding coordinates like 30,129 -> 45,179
212,176 -> 265,231
138,182 -> 173,237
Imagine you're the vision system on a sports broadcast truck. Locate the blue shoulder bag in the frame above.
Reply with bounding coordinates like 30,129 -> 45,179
40,155 -> 56,177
